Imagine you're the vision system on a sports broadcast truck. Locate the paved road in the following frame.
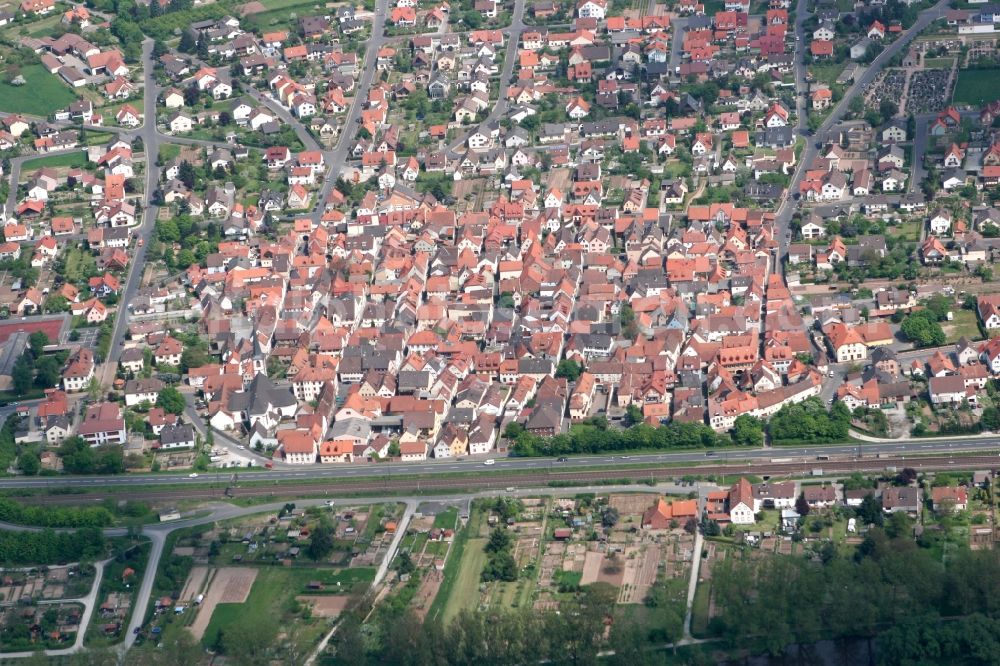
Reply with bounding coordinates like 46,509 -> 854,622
668,17 -> 688,76
240,83 -> 321,152
4,147 -> 83,218
309,0 -> 390,224
776,0 -> 950,267
0,435 -> 997,490
102,38 -> 163,376
681,530 -> 703,641
445,0 -> 527,156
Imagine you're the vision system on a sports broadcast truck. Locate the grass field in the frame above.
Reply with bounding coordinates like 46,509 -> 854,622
245,0 -> 323,30
441,537 -> 487,623
690,580 -> 713,638
427,507 -> 486,624
158,144 -> 181,162
809,63 -> 845,88
953,69 -> 1000,106
0,65 -> 76,116
433,507 -> 458,529
200,567 -> 324,650
887,219 -> 921,242
22,151 -> 88,170
943,308 -> 980,344
924,57 -> 954,69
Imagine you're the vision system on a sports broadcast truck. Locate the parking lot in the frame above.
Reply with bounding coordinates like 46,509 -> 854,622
72,326 -> 101,349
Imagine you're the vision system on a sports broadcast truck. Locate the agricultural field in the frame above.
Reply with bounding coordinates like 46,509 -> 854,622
85,541 -> 151,647
0,65 -> 77,116
432,494 -> 697,626
0,602 -> 85,652
953,69 -> 1000,106
139,504 -> 397,659
0,564 -> 95,603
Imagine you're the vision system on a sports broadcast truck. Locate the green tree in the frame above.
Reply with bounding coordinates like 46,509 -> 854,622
156,386 -> 186,415
731,414 -> 764,447
28,331 -> 48,357
307,519 -> 335,561
601,506 -> 619,528
44,294 -> 69,313
555,359 -> 583,381
795,493 -> 811,517
485,526 -> 511,554
900,311 -> 945,347
982,407 -> 1000,431
18,450 -> 40,476
620,303 -> 639,339
11,353 -> 33,396
33,355 -> 60,388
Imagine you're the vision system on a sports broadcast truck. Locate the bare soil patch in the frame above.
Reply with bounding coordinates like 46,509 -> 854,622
187,567 -> 258,641
180,566 -> 209,602
580,551 -> 604,585
296,595 -> 350,618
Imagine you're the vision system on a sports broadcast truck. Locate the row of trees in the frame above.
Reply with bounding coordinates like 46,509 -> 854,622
710,526 -> 1000,662
0,527 -> 105,565
0,498 -> 113,528
506,417 -> 730,457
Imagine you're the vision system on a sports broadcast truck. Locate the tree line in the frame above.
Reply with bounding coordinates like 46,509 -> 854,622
0,498 -> 114,528
710,525 -> 1000,663
327,585 -> 630,666
505,417 -> 730,457
0,528 -> 105,565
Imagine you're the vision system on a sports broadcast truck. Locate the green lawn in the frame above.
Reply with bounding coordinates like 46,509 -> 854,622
427,507 -> 485,623
324,567 -> 376,588
245,0 -> 324,31
690,580 -> 714,638
21,152 -> 87,170
924,57 -> 954,69
200,568 -> 324,650
158,144 -> 181,162
943,309 -> 980,344
440,537 -> 487,623
809,63 -> 845,88
0,65 -> 76,116
953,69 -> 1000,106
433,507 -> 458,529
886,219 -> 921,242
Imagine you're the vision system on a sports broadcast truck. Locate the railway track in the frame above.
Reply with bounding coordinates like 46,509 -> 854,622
17,455 -> 999,505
